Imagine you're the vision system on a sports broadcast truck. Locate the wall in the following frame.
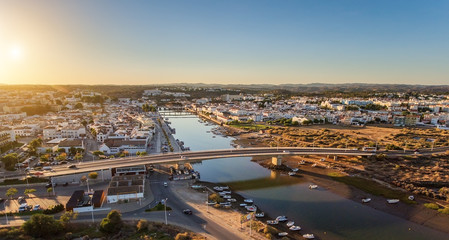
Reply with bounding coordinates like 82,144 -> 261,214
52,169 -> 112,184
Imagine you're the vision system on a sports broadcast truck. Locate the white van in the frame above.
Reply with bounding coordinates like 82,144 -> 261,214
43,166 -> 52,171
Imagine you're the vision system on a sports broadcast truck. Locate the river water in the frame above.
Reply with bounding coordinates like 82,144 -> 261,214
169,114 -> 448,240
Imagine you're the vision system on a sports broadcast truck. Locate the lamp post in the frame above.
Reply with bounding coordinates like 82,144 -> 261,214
86,179 -> 90,193
91,196 -> 95,223
206,191 -> 209,212
164,198 -> 168,225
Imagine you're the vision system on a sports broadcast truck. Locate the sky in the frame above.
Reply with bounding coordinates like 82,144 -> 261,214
0,0 -> 448,85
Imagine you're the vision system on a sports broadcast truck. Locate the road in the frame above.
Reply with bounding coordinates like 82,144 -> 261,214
30,146 -> 449,178
37,147 -> 373,177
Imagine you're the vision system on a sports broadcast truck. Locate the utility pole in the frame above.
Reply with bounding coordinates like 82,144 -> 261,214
164,198 -> 168,225
4,200 -> 8,225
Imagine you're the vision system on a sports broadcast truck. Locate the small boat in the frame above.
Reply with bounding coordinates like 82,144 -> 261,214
387,199 -> 400,204
303,233 -> 315,239
218,192 -> 227,196
220,202 -> 230,205
239,203 -> 247,207
244,199 -> 254,203
255,212 -> 265,218
266,220 -> 279,225
213,186 -> 223,191
311,163 -> 317,167
221,186 -> 229,190
278,232 -> 288,237
223,195 -> 231,199
245,205 -> 257,212
362,198 -> 371,203
206,201 -> 217,205
227,198 -> 237,202
286,221 -> 295,227
288,172 -> 296,176
276,216 -> 288,222
292,168 -> 299,172
299,160 -> 306,165
289,225 -> 301,231
309,184 -> 318,189
408,195 -> 415,201
320,158 -> 325,162
191,185 -> 203,189
222,191 -> 231,194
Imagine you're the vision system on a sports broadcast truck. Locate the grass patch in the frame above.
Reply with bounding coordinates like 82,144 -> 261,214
145,203 -> 172,212
424,203 -> 440,210
438,208 -> 449,214
328,172 -> 414,204
0,177 -> 49,186
228,123 -> 272,131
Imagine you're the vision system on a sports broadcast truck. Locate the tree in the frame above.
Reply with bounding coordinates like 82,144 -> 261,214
139,151 -> 147,156
74,152 -> 83,162
92,150 -> 103,156
90,128 -> 97,137
6,188 -> 18,199
80,175 -> 87,184
100,210 -> 123,234
59,211 -> 78,229
81,120 -> 88,127
56,153 -> 67,162
40,154 -> 50,162
57,148 -> 66,153
24,189 -> 36,198
69,147 -> 77,156
22,214 -> 62,238
74,102 -> 83,109
1,153 -> 18,171
28,138 -> 43,154
47,187 -> 53,196
88,172 -> 98,179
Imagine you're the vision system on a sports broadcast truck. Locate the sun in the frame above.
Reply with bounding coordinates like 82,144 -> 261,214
9,44 -> 23,61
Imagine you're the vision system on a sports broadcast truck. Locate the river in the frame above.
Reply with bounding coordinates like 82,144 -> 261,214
168,114 -> 448,240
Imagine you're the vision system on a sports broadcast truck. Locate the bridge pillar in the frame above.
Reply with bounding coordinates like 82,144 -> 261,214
272,155 -> 282,166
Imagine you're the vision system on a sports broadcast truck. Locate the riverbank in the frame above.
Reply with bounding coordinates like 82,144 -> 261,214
231,133 -> 449,235
170,180 -> 267,240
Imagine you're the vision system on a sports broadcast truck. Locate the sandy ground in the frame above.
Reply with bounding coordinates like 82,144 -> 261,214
170,180 -> 267,240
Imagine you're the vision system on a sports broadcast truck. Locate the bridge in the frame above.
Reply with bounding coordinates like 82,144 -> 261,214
39,147 -> 375,177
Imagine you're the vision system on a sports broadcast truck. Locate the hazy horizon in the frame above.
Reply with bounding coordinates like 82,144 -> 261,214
1,0 -> 449,85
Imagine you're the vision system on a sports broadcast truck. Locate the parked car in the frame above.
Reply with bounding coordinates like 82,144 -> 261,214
63,182 -> 69,187
163,182 -> 168,187
33,204 -> 40,211
183,209 -> 193,215
67,164 -> 77,169
17,196 -> 25,203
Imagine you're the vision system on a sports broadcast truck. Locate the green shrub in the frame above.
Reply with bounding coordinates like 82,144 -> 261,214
23,214 -> 62,238
136,219 -> 149,232
100,210 -> 123,234
175,232 -> 192,240
424,203 -> 440,210
43,204 -> 64,214
438,208 -> 449,214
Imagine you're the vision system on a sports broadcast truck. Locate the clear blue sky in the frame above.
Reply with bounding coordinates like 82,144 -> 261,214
1,0 -> 448,85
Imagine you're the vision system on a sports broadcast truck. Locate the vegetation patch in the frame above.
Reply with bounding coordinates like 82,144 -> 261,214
145,203 -> 172,212
424,203 -> 440,210
328,172 -> 414,203
0,177 -> 48,186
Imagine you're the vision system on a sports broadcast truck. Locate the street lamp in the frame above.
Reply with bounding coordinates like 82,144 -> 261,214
91,196 -> 95,223
86,179 -> 90,193
164,198 -> 168,225
4,199 -> 8,225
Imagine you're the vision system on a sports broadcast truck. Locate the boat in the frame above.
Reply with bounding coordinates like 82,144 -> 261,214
408,195 -> 415,201
288,172 -> 296,176
213,186 -> 223,191
278,232 -> 288,237
303,233 -> 315,239
244,199 -> 254,203
221,186 -> 229,190
309,184 -> 318,189
286,221 -> 295,227
311,163 -> 317,167
223,195 -> 231,199
245,205 -> 257,212
362,198 -> 371,203
191,185 -> 203,189
222,190 -> 231,194
387,199 -> 400,204
206,201 -> 217,205
255,212 -> 265,218
292,168 -> 299,172
218,192 -> 227,196
239,203 -> 247,207
289,225 -> 301,231
220,202 -> 230,205
299,160 -> 306,165
266,220 -> 279,225
227,198 -> 236,202
276,216 -> 288,222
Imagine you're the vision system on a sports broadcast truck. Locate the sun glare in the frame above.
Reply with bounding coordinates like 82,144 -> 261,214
9,44 -> 23,61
